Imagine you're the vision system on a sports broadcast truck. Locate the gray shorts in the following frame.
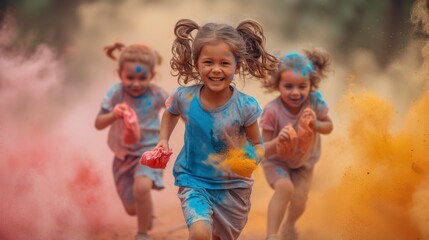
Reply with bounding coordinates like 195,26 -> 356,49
177,186 -> 252,240
112,155 -> 164,205
262,159 -> 313,189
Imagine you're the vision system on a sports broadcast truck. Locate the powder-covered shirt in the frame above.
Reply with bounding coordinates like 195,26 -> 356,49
166,84 -> 262,189
260,91 -> 329,168
100,82 -> 168,160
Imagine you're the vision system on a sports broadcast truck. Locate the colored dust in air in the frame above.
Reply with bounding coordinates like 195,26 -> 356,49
221,148 -> 258,177
298,86 -> 429,240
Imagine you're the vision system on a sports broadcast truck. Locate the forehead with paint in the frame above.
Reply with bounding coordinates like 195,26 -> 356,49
279,53 -> 314,79
279,69 -> 309,82
122,62 -> 151,76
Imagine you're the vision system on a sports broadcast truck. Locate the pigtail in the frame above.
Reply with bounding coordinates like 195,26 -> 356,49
303,48 -> 331,89
236,20 -> 278,81
103,42 -> 125,60
171,19 -> 200,85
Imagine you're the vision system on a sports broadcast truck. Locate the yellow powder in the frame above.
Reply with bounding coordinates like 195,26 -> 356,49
221,148 -> 257,177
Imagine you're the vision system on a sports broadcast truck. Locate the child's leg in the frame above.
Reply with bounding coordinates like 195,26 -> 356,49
112,156 -> 138,215
133,176 -> 154,233
267,177 -> 294,236
133,163 -> 165,234
280,166 -> 313,240
178,187 -> 217,239
189,220 -> 212,240
211,188 -> 252,239
262,164 -> 294,238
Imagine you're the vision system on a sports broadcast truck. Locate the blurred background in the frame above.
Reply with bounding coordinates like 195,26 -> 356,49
1,0 -> 428,239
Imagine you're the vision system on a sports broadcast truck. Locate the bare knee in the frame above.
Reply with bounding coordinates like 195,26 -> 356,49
189,220 -> 212,240
124,203 -> 136,216
133,176 -> 152,201
273,178 -> 294,197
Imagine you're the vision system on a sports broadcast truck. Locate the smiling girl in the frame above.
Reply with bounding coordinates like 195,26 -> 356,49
152,19 -> 277,240
94,42 -> 168,240
260,49 -> 333,240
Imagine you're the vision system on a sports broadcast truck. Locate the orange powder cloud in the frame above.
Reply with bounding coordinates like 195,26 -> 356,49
305,86 -> 429,239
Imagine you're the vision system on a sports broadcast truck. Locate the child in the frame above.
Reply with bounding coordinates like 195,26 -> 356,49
260,49 -> 333,240
94,42 -> 168,240
154,18 -> 277,240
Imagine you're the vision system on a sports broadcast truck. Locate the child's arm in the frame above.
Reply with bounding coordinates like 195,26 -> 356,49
309,114 -> 333,134
244,121 -> 265,160
94,103 -> 127,130
156,110 -> 180,150
94,111 -> 116,130
261,129 -> 277,158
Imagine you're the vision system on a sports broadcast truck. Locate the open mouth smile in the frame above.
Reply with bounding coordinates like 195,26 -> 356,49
209,77 -> 225,82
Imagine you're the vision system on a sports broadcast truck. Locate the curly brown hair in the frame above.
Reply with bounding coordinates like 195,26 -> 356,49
170,18 -> 278,85
263,47 -> 331,92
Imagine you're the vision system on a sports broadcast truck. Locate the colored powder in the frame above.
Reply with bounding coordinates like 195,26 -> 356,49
122,104 -> 140,144
135,65 -> 142,73
276,124 -> 297,159
301,88 -> 429,239
140,147 -> 173,169
296,108 -> 315,156
221,148 -> 257,177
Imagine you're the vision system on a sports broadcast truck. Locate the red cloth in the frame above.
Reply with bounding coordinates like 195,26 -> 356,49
276,124 -> 297,159
115,104 -> 140,144
296,108 -> 315,156
276,108 -> 315,168
140,147 -> 173,169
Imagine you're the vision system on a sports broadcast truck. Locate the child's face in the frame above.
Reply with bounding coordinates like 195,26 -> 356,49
278,70 -> 311,114
196,41 -> 239,94
119,62 -> 153,97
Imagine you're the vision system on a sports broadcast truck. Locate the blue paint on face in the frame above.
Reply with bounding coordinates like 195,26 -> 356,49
135,65 -> 142,73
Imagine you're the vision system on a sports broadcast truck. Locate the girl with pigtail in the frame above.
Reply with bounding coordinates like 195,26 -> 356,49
260,48 -> 333,240
145,18 -> 277,240
94,42 -> 169,240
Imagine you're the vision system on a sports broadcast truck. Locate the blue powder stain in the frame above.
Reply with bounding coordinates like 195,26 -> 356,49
281,53 -> 314,77
211,129 -> 227,153
244,141 -> 257,160
135,65 -> 142,73
310,91 -> 327,111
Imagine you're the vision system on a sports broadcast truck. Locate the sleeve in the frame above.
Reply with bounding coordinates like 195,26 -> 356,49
165,87 -> 182,115
243,96 -> 262,127
309,91 -> 329,119
101,84 -> 121,112
259,105 -> 276,132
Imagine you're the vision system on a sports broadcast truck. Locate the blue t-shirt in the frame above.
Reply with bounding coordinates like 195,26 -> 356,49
166,84 -> 262,189
101,82 -> 168,160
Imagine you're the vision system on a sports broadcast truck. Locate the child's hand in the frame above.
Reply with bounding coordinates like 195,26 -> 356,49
278,124 -> 295,142
302,108 -> 317,131
276,124 -> 297,159
155,139 -> 170,152
140,146 -> 173,169
113,103 -> 128,119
